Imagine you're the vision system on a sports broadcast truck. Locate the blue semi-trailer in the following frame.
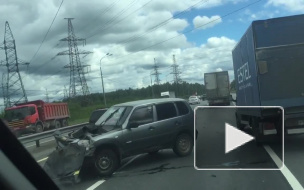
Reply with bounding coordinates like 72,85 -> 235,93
232,14 -> 304,144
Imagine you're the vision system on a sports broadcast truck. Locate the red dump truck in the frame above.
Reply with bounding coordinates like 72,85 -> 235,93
3,100 -> 70,136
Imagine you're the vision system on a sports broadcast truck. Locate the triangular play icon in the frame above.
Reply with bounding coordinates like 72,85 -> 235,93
225,123 -> 255,154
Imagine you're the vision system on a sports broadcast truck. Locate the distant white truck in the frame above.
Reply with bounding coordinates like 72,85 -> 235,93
161,91 -> 176,98
204,71 -> 231,106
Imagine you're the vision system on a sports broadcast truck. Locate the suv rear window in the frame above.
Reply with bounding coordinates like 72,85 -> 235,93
156,103 -> 177,121
175,101 -> 189,115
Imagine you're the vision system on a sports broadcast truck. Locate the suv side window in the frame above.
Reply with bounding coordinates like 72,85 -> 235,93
175,101 -> 189,115
155,103 -> 177,121
129,106 -> 153,126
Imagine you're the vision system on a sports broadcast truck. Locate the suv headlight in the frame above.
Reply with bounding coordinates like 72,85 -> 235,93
77,140 -> 90,148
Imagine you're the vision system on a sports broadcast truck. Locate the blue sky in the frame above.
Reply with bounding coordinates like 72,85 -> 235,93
176,0 -> 303,46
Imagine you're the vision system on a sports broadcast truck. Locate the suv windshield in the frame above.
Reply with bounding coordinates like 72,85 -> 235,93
95,106 -> 127,127
4,107 -> 30,122
89,109 -> 107,124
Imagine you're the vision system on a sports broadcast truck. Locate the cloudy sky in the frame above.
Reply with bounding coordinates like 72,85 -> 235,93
0,0 -> 303,104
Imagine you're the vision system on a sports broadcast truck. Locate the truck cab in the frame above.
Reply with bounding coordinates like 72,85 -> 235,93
4,104 -> 39,136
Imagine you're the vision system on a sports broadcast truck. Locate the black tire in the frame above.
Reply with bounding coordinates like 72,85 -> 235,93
173,133 -> 193,157
148,150 -> 159,155
252,118 -> 263,146
55,120 -> 61,129
61,119 -> 68,127
95,149 -> 119,176
35,123 -> 43,133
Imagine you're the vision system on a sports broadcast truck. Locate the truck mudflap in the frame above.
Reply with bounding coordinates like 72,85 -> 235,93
285,113 -> 304,135
43,143 -> 86,183
260,122 -> 278,135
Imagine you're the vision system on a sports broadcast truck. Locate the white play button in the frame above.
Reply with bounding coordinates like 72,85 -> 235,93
225,123 -> 254,154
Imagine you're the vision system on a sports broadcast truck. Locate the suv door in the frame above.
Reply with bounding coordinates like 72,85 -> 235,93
153,102 -> 179,147
175,101 -> 194,138
122,105 -> 157,156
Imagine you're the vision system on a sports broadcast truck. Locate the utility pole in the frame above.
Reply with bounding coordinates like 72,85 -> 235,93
57,18 -> 92,104
45,89 -> 49,102
0,21 -> 29,108
64,85 -> 68,100
150,73 -> 154,98
171,54 -> 182,97
100,63 -> 107,107
99,53 -> 112,107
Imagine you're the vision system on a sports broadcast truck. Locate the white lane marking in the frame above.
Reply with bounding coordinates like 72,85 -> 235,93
86,180 -> 105,190
37,157 -> 48,163
118,154 -> 141,172
25,139 -> 55,148
264,145 -> 304,190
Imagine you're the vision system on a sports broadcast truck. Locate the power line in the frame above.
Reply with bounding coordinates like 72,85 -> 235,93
85,0 -> 138,39
29,0 -> 64,63
119,0 -> 209,45
76,0 -> 121,35
114,0 -> 263,59
86,0 -> 153,40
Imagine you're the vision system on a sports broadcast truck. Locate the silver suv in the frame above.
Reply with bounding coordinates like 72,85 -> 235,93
44,98 -> 195,180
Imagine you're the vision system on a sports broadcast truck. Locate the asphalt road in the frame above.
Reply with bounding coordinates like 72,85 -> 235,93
195,107 -> 281,169
25,98 -> 304,190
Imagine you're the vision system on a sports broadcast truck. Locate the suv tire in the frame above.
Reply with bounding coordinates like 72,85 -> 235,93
173,133 -> 193,157
95,149 -> 119,176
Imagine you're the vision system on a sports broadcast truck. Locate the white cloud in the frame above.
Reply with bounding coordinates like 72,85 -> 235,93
239,8 -> 279,23
193,15 -> 222,30
266,0 -> 304,12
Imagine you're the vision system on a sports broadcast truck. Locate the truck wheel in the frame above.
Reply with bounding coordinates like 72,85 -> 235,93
61,120 -> 68,127
95,149 -> 119,177
55,120 -> 61,129
252,118 -> 263,146
173,133 -> 193,157
35,124 -> 43,133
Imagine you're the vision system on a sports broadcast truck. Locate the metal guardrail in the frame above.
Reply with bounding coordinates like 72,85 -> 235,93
19,122 -> 88,147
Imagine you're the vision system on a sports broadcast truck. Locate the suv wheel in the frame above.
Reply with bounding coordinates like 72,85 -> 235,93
173,133 -> 193,157
95,149 -> 119,176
